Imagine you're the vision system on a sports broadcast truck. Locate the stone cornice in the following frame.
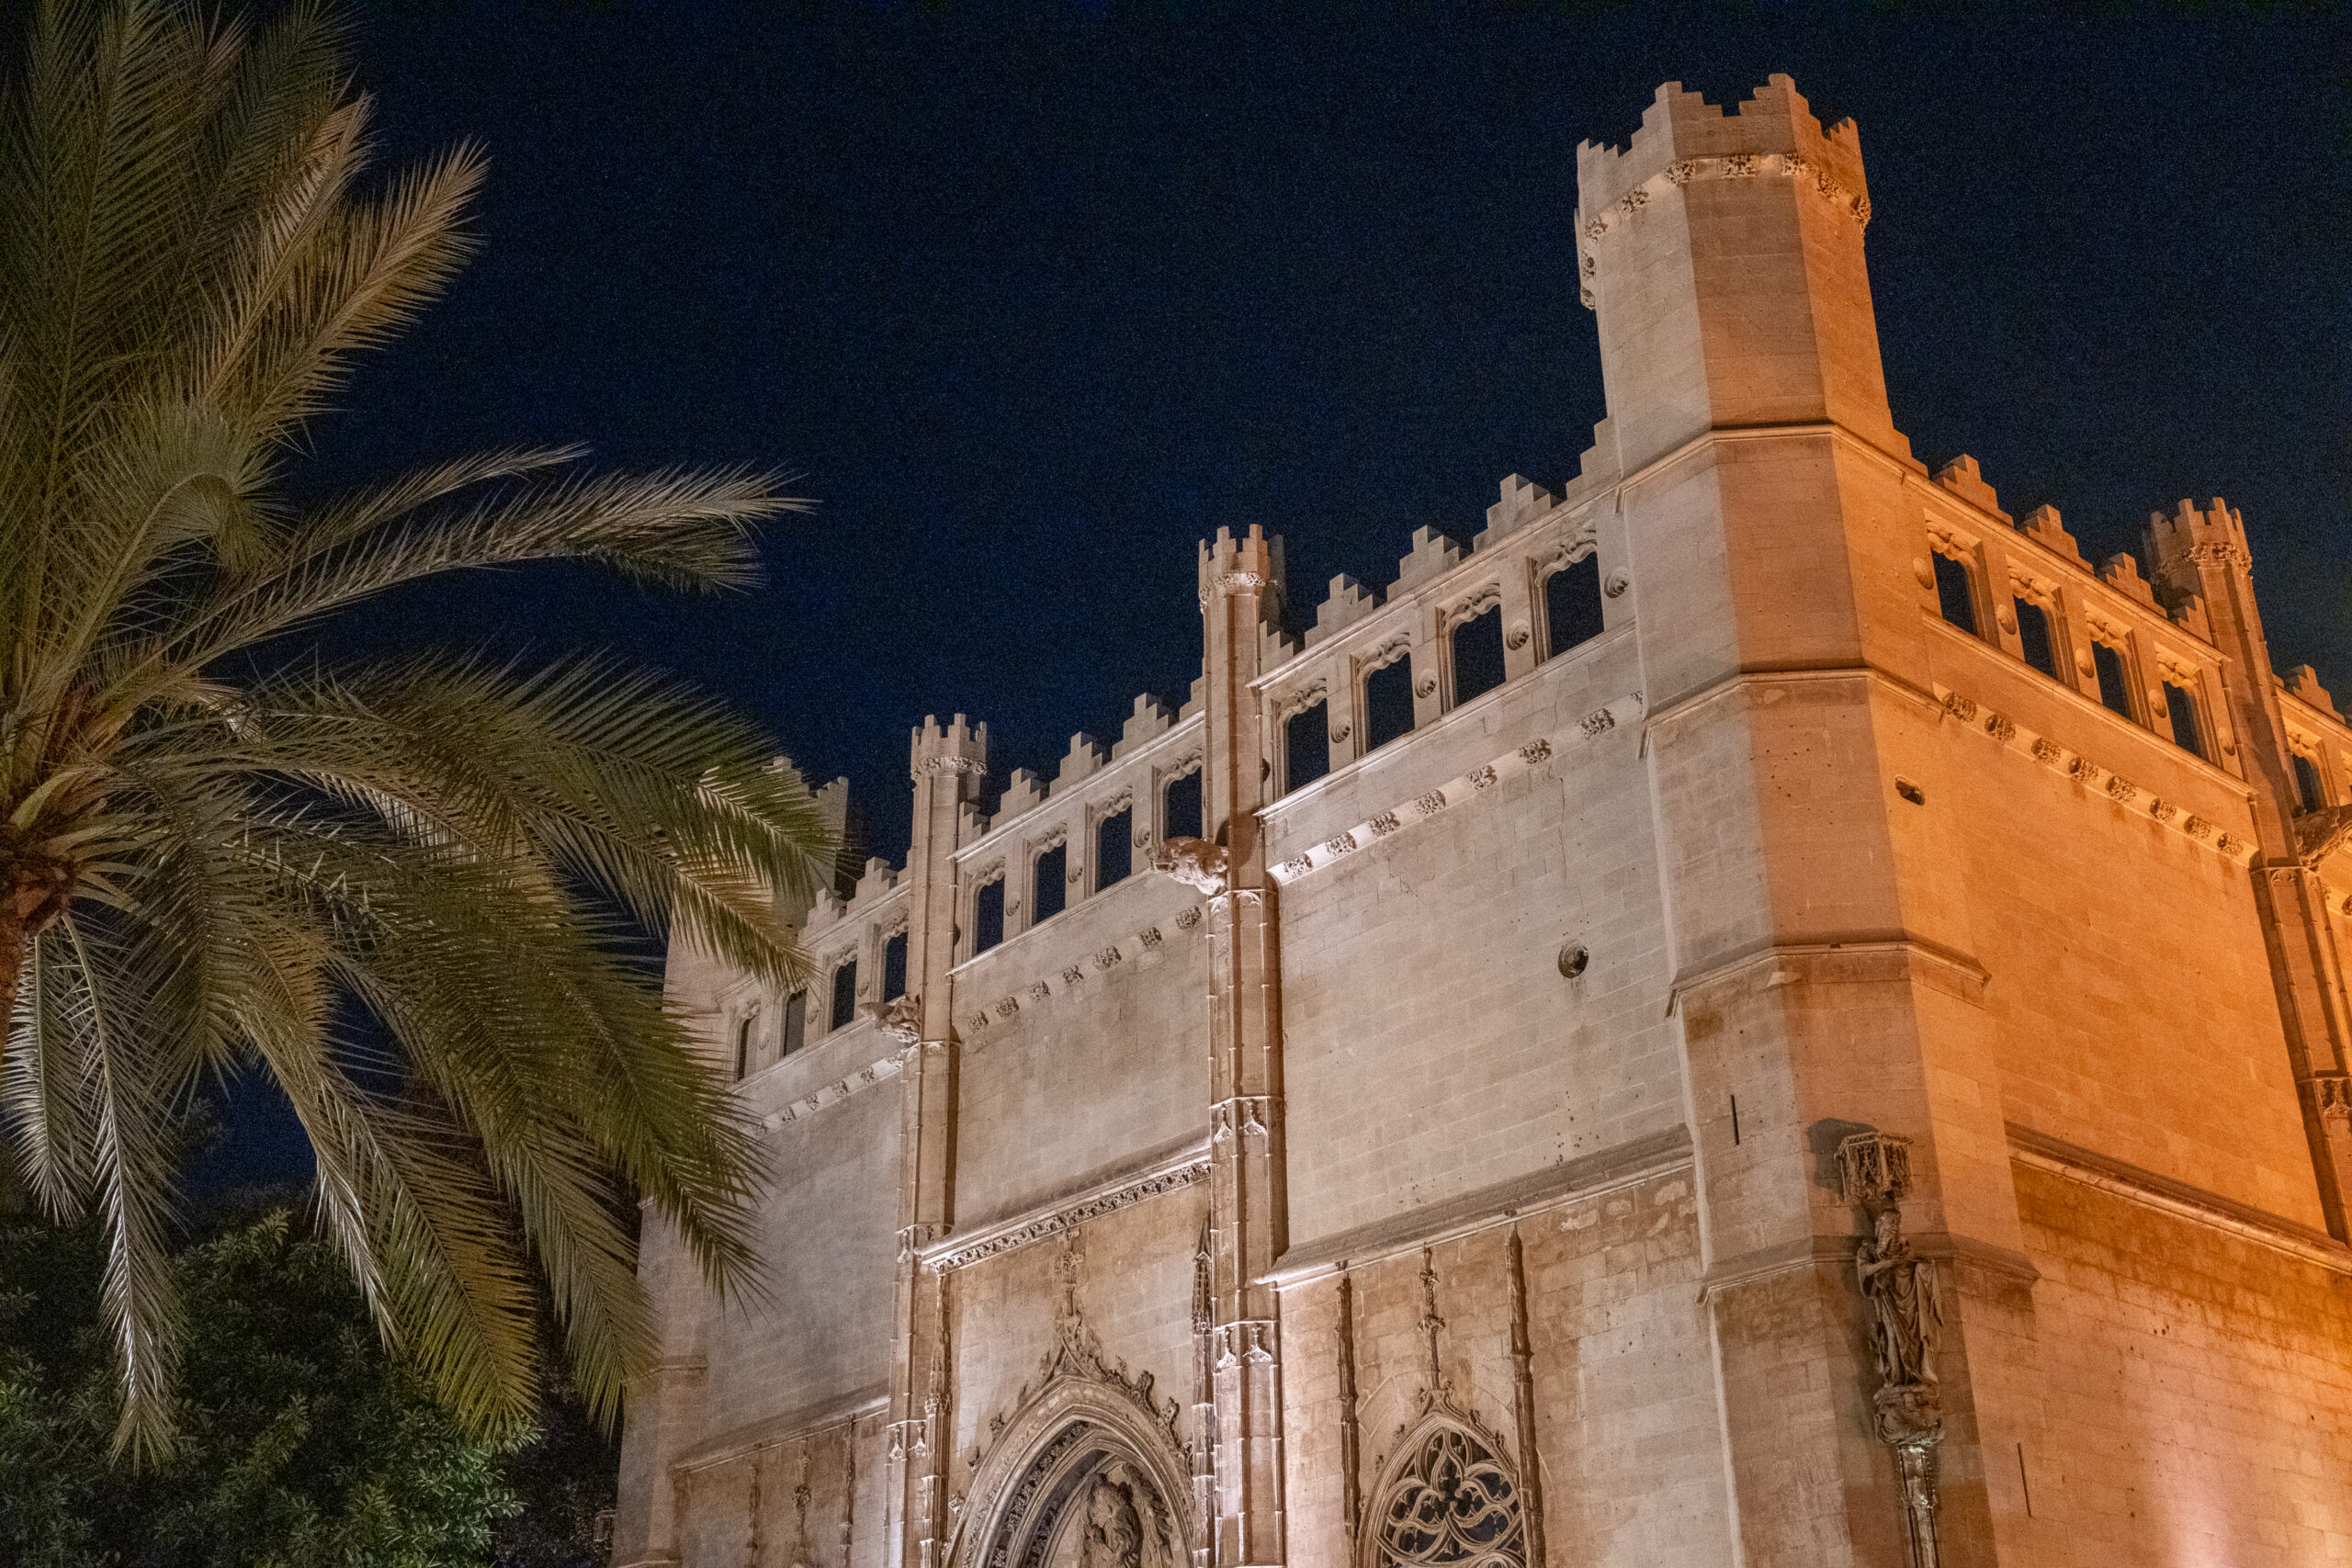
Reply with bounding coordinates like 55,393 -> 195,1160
2007,1122 -> 2352,1275
1265,693 -> 1643,886
923,1144 -> 1212,1273
1263,1123 -> 1693,1287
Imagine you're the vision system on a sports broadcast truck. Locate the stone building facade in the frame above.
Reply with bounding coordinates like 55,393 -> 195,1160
616,76 -> 2352,1568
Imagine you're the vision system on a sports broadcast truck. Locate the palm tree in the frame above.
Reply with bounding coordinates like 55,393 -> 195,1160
0,0 -> 834,1457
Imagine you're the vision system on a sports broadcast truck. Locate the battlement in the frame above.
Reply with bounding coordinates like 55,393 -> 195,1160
1575,74 -> 1867,226
910,711 -> 989,780
2146,497 -> 2253,599
1197,525 -> 1286,623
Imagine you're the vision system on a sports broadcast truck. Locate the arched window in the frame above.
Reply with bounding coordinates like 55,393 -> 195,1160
1285,700 -> 1330,793
2013,597 -> 2058,678
1034,841 -> 1068,922
2163,680 -> 2205,760
1931,552 -> 1978,637
829,958 -> 858,1032
1365,657 -> 1415,751
2294,752 -> 2326,814
1544,555 -> 1603,656
882,929 -> 909,1000
2092,641 -> 2132,717
1370,1424 -> 1523,1568
732,1013 -> 755,1081
1451,607 -> 1505,705
1163,767 -> 1203,842
973,874 -> 1006,955
1096,805 -> 1134,888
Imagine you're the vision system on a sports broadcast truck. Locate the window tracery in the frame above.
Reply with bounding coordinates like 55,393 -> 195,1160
1369,1424 -> 1523,1568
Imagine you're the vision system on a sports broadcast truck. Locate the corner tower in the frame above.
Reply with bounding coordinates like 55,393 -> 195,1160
1577,75 -> 1905,474
1582,78 -> 2044,1568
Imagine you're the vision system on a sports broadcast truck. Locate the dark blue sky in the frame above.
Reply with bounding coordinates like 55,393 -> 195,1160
299,1 -> 2346,866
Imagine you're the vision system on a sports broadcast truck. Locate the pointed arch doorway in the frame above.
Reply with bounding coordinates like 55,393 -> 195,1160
956,1383 -> 1194,1568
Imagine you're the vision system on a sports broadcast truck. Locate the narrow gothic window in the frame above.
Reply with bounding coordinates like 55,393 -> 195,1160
1034,841 -> 1068,922
973,875 -> 1005,955
2164,681 -> 2204,759
781,989 -> 807,1056
830,960 -> 857,1032
1285,700 -> 1330,794
1365,657 -> 1415,751
1163,768 -> 1203,842
1544,555 -> 1603,656
1452,607 -> 1506,705
1373,1425 -> 1524,1568
882,930 -> 909,1001
1097,806 -> 1133,889
1932,552 -> 1978,636
2014,598 -> 2057,678
733,1014 -> 754,1080
2294,753 -> 2325,813
2093,642 -> 2132,717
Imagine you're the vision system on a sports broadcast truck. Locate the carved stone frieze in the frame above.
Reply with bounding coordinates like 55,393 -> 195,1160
1268,693 -> 1644,886
925,1157 -> 1212,1274
762,1050 -> 908,1131
1935,682 -> 2255,868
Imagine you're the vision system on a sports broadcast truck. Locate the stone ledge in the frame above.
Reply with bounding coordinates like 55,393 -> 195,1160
2007,1122 -> 2352,1274
1264,1122 -> 1693,1287
672,1382 -> 888,1474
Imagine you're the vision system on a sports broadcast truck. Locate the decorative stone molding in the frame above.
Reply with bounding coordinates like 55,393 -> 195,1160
924,1156 -> 1212,1274
1209,1096 -> 1274,1145
1213,1320 -> 1276,1370
762,1050 -> 908,1131
916,754 -> 988,778
1269,694 -> 1640,887
2316,1075 -> 2352,1130
1933,682 -> 2256,867
1577,151 -> 1871,305
1173,904 -> 1204,931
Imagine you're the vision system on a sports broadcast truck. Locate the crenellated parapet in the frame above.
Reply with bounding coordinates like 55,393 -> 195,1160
1575,74 -> 1871,311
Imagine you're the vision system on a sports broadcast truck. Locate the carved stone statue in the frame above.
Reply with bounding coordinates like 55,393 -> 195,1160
1835,1129 -> 1943,1568
1078,1476 -> 1146,1568
1148,837 -> 1228,896
879,991 -> 922,1044
1855,1204 -> 1940,1392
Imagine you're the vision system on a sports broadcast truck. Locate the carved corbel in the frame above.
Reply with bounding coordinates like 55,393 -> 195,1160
1149,836 -> 1229,895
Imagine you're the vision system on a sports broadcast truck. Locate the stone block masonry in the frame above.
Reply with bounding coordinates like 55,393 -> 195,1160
615,73 -> 2352,1568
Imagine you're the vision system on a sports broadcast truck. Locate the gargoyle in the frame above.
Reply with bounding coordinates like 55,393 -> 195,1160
1148,836 -> 1228,895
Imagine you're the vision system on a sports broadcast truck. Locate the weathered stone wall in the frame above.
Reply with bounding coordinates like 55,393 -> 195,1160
950,869 -> 1213,1231
1274,630 -> 1679,1249
2014,1165 -> 2352,1562
618,73 -> 2352,1568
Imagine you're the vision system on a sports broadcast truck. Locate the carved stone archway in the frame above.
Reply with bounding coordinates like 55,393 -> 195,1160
949,1382 -> 1193,1568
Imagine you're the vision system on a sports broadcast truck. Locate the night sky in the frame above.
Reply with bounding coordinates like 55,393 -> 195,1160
200,2 -> 2346,1178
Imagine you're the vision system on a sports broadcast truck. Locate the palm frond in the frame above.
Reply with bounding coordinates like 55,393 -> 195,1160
0,0 -> 829,1453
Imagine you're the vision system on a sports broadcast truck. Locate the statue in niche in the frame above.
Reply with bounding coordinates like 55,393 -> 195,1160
1855,1203 -> 1940,1393
1835,1128 -> 1943,1567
